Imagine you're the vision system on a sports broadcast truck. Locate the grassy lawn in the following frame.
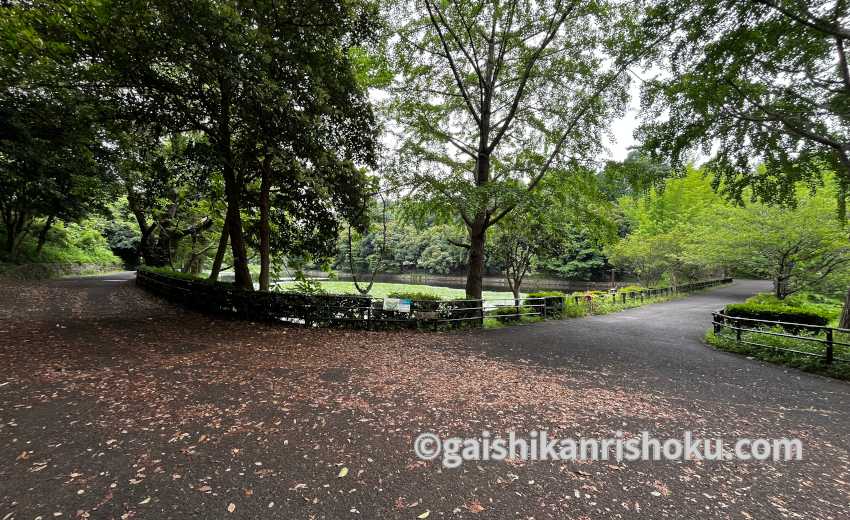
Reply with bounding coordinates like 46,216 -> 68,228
274,280 -> 522,301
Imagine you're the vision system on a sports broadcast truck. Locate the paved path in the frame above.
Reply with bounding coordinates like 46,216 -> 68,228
470,280 -> 850,417
1,276 -> 848,519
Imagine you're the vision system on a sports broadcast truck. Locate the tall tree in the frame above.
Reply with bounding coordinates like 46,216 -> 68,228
0,2 -> 114,257
87,0 -> 378,290
388,0 -> 645,299
489,167 -> 615,302
640,0 -> 850,321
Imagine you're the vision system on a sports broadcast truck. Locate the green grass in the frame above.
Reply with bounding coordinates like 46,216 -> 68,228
705,329 -> 850,381
274,280 -> 521,300
484,314 -> 544,328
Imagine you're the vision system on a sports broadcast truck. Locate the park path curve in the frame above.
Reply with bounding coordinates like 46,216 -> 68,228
465,279 -> 850,418
1,275 -> 849,520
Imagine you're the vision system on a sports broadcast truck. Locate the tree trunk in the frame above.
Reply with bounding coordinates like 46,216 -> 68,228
208,213 -> 230,282
465,217 -> 486,300
258,153 -> 272,291
35,215 -> 55,256
3,222 -> 14,254
218,77 -> 252,291
223,177 -> 252,290
8,211 -> 30,258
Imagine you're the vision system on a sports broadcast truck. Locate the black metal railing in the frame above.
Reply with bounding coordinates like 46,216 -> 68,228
711,310 -> 850,364
569,278 -> 733,306
136,268 -> 731,331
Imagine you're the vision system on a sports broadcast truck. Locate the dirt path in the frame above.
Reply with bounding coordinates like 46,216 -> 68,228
1,276 -> 848,519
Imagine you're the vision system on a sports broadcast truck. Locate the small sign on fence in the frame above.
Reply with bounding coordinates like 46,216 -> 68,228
383,298 -> 412,313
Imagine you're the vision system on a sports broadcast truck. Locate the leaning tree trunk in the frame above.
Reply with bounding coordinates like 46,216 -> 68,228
223,179 -> 252,290
218,78 -> 252,291
35,214 -> 55,256
208,213 -> 230,282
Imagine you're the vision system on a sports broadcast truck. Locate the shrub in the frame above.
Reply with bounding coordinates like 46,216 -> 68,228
525,291 -> 566,318
386,291 -> 443,313
618,284 -> 644,293
386,291 -> 442,301
526,290 -> 565,299
139,266 -> 235,288
287,271 -> 326,295
723,303 -> 829,328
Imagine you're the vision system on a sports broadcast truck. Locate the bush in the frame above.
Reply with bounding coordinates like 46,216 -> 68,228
139,266 -> 235,288
386,291 -> 442,301
723,303 -> 829,328
745,292 -> 841,322
525,291 -> 566,318
526,291 -> 565,299
618,284 -> 644,293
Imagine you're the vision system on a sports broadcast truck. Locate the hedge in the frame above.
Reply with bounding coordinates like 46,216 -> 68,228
723,303 -> 829,328
525,291 -> 566,318
135,267 -> 480,330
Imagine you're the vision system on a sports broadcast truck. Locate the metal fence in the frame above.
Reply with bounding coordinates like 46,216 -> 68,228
137,269 -> 731,331
711,310 -> 850,364
569,278 -> 733,307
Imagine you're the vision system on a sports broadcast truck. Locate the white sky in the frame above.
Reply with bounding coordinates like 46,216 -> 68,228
602,72 -> 645,162
372,73 -> 645,164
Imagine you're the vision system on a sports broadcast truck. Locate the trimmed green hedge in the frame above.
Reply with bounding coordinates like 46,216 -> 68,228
135,267 -> 482,330
723,303 -> 829,327
139,266 -> 240,289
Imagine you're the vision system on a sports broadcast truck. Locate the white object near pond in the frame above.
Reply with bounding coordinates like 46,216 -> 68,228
383,298 -> 412,313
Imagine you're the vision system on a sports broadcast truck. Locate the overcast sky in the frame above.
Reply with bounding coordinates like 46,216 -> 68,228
603,75 -> 643,162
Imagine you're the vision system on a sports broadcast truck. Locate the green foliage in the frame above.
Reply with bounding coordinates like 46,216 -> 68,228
640,1 -> 850,206
608,167 -> 727,286
698,177 -> 850,299
336,205 -> 469,275
723,303 -> 830,328
599,151 -> 671,200
276,280 -> 518,301
386,291 -> 442,301
386,0 -> 640,298
286,271 -> 327,296
618,285 -> 644,293
745,293 -> 841,322
487,306 -> 539,325
1,218 -> 120,267
610,168 -> 850,298
488,168 -> 617,295
140,266 -> 204,282
526,291 -> 566,299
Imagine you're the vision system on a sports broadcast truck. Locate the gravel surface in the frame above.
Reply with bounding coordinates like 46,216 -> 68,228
1,275 -> 848,519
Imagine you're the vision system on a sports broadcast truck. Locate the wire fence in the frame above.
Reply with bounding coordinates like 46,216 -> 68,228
711,311 -> 850,364
137,268 -> 731,331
